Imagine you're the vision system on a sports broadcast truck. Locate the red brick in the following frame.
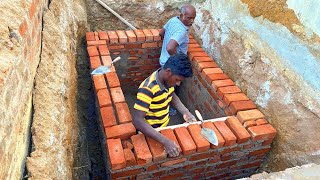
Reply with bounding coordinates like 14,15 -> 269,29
223,93 -> 249,106
98,45 -> 110,56
150,29 -> 161,41
92,74 -> 107,92
248,124 -> 277,141
189,151 -> 215,161
86,32 -> 95,41
229,100 -> 257,115
105,72 -> 120,88
221,146 -> 241,154
187,124 -> 210,152
107,138 -> 126,170
146,137 -> 167,162
110,87 -> 126,104
174,127 -> 197,155
97,89 -> 112,107
123,148 -> 137,166
101,56 -> 112,66
213,121 -> 237,146
125,30 -> 137,42
146,164 -> 158,171
262,139 -> 273,146
189,51 -> 209,60
161,158 -> 187,167
116,30 -> 128,43
160,129 -> 182,153
19,19 -> 28,37
160,173 -> 185,180
107,31 -> 118,44
249,148 -> 271,156
142,29 -> 154,41
202,68 -> 223,78
256,118 -> 268,125
225,117 -> 251,144
87,46 -> 99,57
192,56 -> 214,63
101,106 -> 117,127
142,42 -> 158,48
111,168 -> 144,178
125,43 -> 142,49
237,109 -> 265,124
197,61 -> 219,72
131,134 -> 153,165
108,44 -> 124,50
122,140 -> 134,149
206,74 -> 230,84
217,86 -> 242,99
188,43 -> 200,48
115,103 -> 132,124
202,121 -> 225,148
188,48 -> 204,53
211,79 -> 235,91
89,56 -> 101,70
243,120 -> 257,129
134,30 -> 146,42
87,40 -> 107,46
105,123 -> 136,140
98,31 -> 109,40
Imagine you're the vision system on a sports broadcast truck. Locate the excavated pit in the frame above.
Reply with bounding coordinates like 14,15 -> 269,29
4,0 -> 319,179
83,30 -> 276,179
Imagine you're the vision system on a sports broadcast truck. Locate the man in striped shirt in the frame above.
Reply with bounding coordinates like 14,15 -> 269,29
133,53 -> 196,157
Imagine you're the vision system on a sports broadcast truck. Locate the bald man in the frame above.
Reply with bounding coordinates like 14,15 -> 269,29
159,4 -> 196,66
159,4 -> 196,115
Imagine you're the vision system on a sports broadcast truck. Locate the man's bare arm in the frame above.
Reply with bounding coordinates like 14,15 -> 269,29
159,28 -> 165,39
132,109 -> 180,157
166,39 -> 179,55
171,93 -> 196,122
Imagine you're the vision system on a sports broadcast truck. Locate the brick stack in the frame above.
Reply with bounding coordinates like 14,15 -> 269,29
86,29 -> 277,179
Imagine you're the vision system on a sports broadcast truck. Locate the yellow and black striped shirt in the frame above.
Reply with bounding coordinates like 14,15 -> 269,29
134,69 -> 175,128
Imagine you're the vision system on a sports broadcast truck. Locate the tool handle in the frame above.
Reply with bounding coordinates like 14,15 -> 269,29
195,110 -> 204,123
112,56 -> 121,63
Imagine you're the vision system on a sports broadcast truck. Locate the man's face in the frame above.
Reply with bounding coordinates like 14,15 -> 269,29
181,9 -> 196,27
164,69 -> 185,88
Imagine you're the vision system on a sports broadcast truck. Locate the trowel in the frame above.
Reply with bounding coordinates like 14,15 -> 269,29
91,56 -> 121,75
195,110 -> 219,146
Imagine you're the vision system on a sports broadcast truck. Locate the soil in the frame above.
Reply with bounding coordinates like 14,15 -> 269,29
72,37 -> 107,180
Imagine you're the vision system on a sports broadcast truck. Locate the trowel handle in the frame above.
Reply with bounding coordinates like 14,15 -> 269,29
195,110 -> 204,123
112,56 -> 121,63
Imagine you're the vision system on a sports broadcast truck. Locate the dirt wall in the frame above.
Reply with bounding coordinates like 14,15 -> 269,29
26,0 -> 88,179
0,0 -> 45,179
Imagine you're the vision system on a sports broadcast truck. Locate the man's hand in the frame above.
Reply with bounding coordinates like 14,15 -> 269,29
163,139 -> 180,157
183,111 -> 197,123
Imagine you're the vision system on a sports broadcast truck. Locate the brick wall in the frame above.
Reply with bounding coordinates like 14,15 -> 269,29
0,0 -> 45,179
86,29 -> 277,179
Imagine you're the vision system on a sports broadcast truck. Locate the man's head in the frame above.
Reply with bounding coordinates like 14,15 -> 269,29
180,4 -> 196,27
162,53 -> 193,88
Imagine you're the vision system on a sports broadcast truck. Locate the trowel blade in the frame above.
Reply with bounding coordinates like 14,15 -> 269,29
91,66 -> 111,75
201,128 -> 218,146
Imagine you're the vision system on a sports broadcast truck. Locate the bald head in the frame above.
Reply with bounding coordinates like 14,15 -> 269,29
179,4 -> 196,27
